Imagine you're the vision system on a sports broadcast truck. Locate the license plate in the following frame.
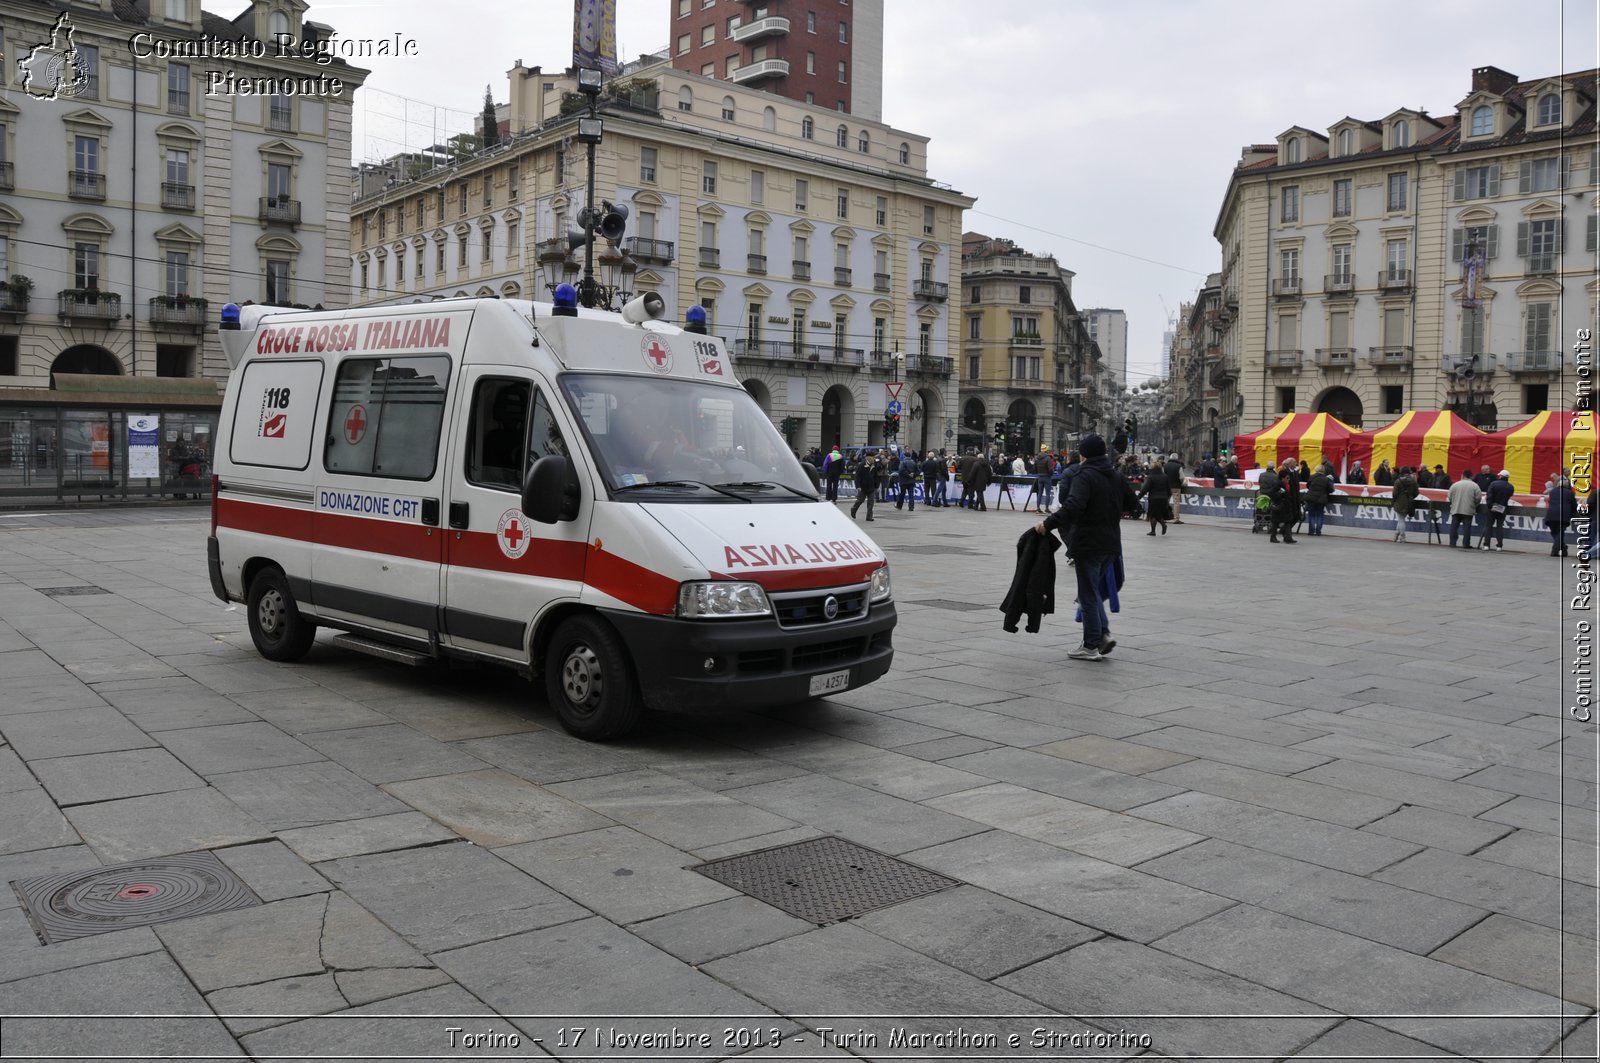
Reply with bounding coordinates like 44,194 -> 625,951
808,669 -> 851,696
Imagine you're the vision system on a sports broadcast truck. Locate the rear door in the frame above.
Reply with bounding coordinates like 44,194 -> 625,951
440,368 -> 589,660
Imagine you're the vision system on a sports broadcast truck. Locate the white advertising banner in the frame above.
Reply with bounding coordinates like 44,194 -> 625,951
127,414 -> 161,480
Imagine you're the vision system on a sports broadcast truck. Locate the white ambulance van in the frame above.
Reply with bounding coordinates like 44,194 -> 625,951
207,291 -> 895,740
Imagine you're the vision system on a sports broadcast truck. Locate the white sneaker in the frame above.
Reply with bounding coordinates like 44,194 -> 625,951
1068,645 -> 1104,661
1494,545 -> 1502,551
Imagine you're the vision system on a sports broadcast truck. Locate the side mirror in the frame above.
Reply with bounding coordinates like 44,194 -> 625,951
522,454 -> 581,524
800,462 -> 821,492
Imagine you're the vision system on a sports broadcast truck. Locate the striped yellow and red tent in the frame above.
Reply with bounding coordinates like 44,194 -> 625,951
1355,410 -> 1491,483
1234,413 -> 1362,472
1489,411 -> 1599,494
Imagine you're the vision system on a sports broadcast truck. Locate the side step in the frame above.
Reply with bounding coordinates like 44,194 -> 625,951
330,632 -> 436,667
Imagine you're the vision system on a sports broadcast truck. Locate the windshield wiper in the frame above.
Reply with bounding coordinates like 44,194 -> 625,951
613,480 -> 752,501
716,480 -> 818,500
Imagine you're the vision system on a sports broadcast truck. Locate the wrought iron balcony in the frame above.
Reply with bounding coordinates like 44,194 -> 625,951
1210,352 -> 1238,385
161,182 -> 195,211
1504,351 -> 1559,374
0,161 -> 13,191
57,290 -> 122,324
913,279 -> 948,302
874,272 -> 891,292
747,253 -> 767,274
1265,349 -> 1303,370
0,285 -> 27,321
792,261 -> 811,281
1324,273 -> 1355,296
730,15 -> 789,42
1377,268 -> 1412,291
1314,347 -> 1356,368
69,170 -> 106,200
148,297 -> 207,331
1010,334 -> 1044,348
1272,277 -> 1302,298
834,267 -> 852,287
698,247 -> 720,269
1367,346 -> 1413,369
623,237 -> 673,264
905,353 -> 952,375
259,197 -> 301,226
729,58 -> 789,84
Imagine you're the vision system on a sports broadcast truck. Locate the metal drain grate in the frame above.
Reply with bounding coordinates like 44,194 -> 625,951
36,586 -> 111,597
908,598 -> 993,612
12,851 -> 260,944
691,836 -> 956,924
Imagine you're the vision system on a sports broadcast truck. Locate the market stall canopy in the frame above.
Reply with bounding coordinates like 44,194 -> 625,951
1234,413 -> 1362,472
1355,410 -> 1491,484
1490,410 -> 1598,494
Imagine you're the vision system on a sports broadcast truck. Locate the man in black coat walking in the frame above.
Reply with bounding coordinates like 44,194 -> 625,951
1268,457 -> 1301,543
850,454 -> 879,521
1034,433 -> 1136,661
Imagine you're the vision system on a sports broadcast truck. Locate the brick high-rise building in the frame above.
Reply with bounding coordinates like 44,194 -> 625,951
668,0 -> 882,121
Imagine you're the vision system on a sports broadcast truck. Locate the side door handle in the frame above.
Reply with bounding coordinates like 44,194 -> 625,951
448,501 -> 470,529
421,497 -> 440,526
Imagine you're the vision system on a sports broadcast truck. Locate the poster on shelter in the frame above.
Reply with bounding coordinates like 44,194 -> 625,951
128,414 -> 160,479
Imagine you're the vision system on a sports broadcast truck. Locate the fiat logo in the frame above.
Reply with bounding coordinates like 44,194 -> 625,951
822,595 -> 840,620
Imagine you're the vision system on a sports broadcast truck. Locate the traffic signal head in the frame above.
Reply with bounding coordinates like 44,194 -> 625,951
994,421 -> 1006,440
889,413 -> 900,433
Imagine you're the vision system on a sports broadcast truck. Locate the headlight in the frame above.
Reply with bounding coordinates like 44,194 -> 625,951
677,581 -> 772,618
870,564 -> 892,602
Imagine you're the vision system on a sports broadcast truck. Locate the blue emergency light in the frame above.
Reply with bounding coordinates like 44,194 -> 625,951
220,303 -> 241,330
684,305 -> 707,334
552,283 -> 579,317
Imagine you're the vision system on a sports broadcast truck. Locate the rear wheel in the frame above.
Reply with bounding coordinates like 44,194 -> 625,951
543,615 -> 643,741
246,567 -> 317,662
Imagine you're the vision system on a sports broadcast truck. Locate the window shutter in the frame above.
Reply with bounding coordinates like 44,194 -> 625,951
1516,221 -> 1529,257
1559,154 -> 1570,189
1453,171 -> 1466,201
1451,228 -> 1464,262
1487,166 -> 1501,197
1587,215 -> 1597,254
1519,163 -> 1532,194
1486,224 -> 1500,259
1555,219 -> 1566,254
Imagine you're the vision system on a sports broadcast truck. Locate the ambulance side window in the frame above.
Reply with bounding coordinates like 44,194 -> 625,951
467,378 -> 565,491
324,355 -> 451,480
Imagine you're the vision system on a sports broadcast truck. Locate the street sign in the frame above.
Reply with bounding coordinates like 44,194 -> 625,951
944,428 -> 953,441
886,400 -> 902,414
886,382 -> 903,401
1061,387 -> 1088,395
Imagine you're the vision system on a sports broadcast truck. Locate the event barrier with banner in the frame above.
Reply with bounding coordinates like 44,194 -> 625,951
1182,485 -> 1561,544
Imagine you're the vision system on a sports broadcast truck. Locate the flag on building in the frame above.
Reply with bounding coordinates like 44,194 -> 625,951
573,0 -> 620,75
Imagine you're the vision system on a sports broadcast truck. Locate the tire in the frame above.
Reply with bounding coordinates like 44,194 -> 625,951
543,615 -> 643,741
246,567 -> 317,662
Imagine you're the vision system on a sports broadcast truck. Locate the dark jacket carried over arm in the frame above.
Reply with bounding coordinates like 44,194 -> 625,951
1000,528 -> 1061,633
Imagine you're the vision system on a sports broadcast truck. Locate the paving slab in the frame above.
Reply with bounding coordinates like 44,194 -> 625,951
1457,762 -> 1597,807
1131,791 -> 1420,875
628,895 -> 815,966
613,731 -> 812,791
1290,758 -> 1514,817
318,841 -> 588,953
938,746 -> 1184,811
0,673 -> 108,715
0,705 -> 157,760
0,845 -> 100,910
297,723 -> 487,784
923,783 -> 1203,866
156,893 -> 330,991
1375,848 -> 1570,931
62,787 -> 269,862
892,734 -> 1002,761
1155,904 -> 1576,1059
1290,1019 -> 1459,1062
689,825 -> 827,862
333,966 -> 453,1007
240,984 -> 500,1061
154,721 -> 323,776
1142,706 -> 1334,747
1143,759 -> 1401,827
209,760 -> 408,831
997,938 -> 1339,1058
546,769 -> 797,850
382,768 -> 613,847
30,747 -> 207,806
850,884 -> 1099,979
0,787 -> 81,855
274,811 -> 460,863
1289,731 -> 1495,780
757,699 -> 959,749
1431,913 -> 1598,1008
214,840 -> 332,902
1360,803 -> 1516,854
1476,829 -> 1599,888
1481,793 -> 1596,840
373,695 -> 543,741
721,773 -> 987,855
1030,733 -> 1194,774
206,972 -> 348,1036
435,916 -> 783,1058
226,684 -> 394,732
455,729 -> 641,784
0,903 -> 164,985
90,676 -> 260,730
496,825 -> 738,924
886,700 -> 1083,747
908,830 -> 1235,943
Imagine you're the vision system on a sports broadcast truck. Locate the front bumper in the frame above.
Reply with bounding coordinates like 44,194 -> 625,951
603,602 -> 896,713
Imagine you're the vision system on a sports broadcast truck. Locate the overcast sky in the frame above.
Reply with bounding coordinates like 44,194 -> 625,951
334,0 -> 1600,382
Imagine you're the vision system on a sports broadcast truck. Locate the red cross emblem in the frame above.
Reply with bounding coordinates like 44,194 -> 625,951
503,519 -> 524,549
642,335 -> 673,373
344,404 -> 368,445
496,508 -> 531,559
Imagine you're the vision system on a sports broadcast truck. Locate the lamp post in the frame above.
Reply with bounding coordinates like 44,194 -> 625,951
574,67 -> 604,309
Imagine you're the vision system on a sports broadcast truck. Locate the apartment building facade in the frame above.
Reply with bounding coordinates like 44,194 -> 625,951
1165,278 -> 1223,459
959,233 -> 1105,454
1215,65 -> 1597,441
1082,307 -> 1128,393
349,58 -> 971,454
0,0 -> 366,495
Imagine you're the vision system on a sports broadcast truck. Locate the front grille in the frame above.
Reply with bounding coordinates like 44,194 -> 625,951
771,583 -> 869,629
793,636 -> 869,670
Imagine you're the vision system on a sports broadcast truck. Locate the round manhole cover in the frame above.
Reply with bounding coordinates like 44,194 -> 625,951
13,851 -> 260,944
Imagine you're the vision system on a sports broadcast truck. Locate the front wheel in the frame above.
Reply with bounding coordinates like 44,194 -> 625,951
246,567 -> 317,662
543,615 -> 643,741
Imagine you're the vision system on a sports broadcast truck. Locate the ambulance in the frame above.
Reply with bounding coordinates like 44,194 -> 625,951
206,290 -> 895,740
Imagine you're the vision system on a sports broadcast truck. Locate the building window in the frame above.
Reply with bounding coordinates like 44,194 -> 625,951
875,196 -> 887,226
1336,128 -> 1350,156
1387,172 -> 1407,211
801,117 -> 813,140
266,259 -> 290,304
436,242 -> 445,273
166,0 -> 187,17
74,44 -> 99,98
1526,301 -> 1553,351
640,147 -> 656,183
839,20 -> 848,42
1461,304 -> 1485,356
1285,137 -> 1300,163
1281,186 -> 1299,223
703,160 -> 717,194
417,200 -> 425,227
266,161 -> 292,204
873,317 -> 886,353
762,106 -> 775,131
750,169 -> 764,204
72,243 -> 99,289
970,285 -> 980,303
806,51 -> 815,74
1382,307 -> 1407,348
74,134 -> 100,176
1279,247 -> 1299,284
678,87 -> 693,112
837,60 -> 847,83
1538,92 -> 1562,126
482,225 -> 493,261
1331,243 -> 1351,283
1385,239 -> 1408,280
677,33 -> 690,54
437,188 -> 445,216
701,219 -> 717,253
899,142 -> 910,165
1381,385 -> 1404,415
678,0 -> 690,16
923,205 -> 934,234
1521,218 -> 1560,273
795,178 -> 808,210
1278,387 -> 1296,414
700,63 -> 714,77
1457,165 -> 1498,200
836,186 -> 848,219
167,63 -> 189,112
269,92 -> 292,131
747,302 -> 762,344
1470,105 -> 1493,137
722,96 -> 736,120
726,15 -> 740,36
1019,285 -> 1031,304
1393,120 -> 1409,147
458,234 -> 468,267
969,315 -> 981,340
416,247 -> 426,276
858,131 -> 869,153
1525,156 -> 1562,193
482,173 -> 492,208
395,205 -> 405,235
1327,309 -> 1349,351
459,183 -> 468,216
1332,178 -> 1351,217
700,24 -> 715,47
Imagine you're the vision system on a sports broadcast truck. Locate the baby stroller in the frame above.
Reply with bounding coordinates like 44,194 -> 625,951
1251,493 -> 1273,534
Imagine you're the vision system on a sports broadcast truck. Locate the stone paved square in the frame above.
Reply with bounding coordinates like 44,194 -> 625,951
0,506 -> 1591,1059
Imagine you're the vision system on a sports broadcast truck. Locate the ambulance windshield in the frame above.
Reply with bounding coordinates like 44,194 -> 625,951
561,374 -> 817,499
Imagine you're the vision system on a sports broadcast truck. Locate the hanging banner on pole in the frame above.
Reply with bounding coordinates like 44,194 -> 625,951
572,0 -> 620,75
128,414 -> 160,480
